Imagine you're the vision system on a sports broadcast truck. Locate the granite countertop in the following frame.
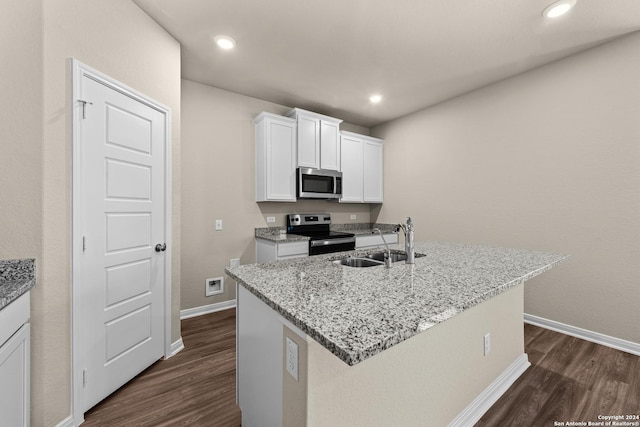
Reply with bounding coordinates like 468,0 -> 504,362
255,223 -> 399,242
225,241 -> 568,366
0,259 -> 36,310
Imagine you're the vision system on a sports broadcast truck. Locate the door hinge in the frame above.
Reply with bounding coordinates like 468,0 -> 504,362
78,99 -> 93,119
82,236 -> 86,252
82,368 -> 87,387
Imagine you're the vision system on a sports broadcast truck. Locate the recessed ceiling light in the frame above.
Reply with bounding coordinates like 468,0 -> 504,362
369,94 -> 383,104
214,35 -> 236,50
542,0 -> 577,18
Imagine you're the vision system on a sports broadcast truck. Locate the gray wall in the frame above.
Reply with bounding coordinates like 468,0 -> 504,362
373,32 -> 640,345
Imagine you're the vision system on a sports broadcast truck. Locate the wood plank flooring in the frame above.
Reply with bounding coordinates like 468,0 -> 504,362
82,309 -> 241,427
477,324 -> 640,426
83,311 -> 639,427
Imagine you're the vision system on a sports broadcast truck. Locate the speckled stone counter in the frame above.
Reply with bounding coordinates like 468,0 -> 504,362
255,227 -> 310,243
0,259 -> 36,310
226,241 -> 567,366
255,223 -> 398,242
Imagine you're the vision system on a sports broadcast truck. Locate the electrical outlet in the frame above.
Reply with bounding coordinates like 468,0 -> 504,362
350,214 -> 357,220
215,219 -> 223,231
230,258 -> 240,268
266,216 -> 276,223
484,333 -> 491,355
286,337 -> 298,381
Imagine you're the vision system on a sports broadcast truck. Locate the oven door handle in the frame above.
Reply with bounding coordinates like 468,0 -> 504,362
310,238 -> 356,247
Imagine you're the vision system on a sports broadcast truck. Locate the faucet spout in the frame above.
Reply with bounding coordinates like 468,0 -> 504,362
373,228 -> 392,268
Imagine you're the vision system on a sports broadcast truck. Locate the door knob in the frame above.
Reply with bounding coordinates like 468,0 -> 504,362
155,243 -> 167,252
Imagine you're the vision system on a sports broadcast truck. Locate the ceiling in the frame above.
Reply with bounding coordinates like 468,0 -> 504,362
133,0 -> 640,128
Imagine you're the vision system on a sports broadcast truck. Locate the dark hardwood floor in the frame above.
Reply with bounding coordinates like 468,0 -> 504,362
477,324 -> 640,426
83,309 -> 241,427
83,311 -> 638,427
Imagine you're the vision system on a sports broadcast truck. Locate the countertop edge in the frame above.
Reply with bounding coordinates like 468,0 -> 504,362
0,259 -> 37,311
225,246 -> 569,366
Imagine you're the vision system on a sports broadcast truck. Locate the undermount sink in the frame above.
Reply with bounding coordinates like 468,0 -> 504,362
367,252 -> 407,263
335,252 -> 425,268
334,258 -> 384,268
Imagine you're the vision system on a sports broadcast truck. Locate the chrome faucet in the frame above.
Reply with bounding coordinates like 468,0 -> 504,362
373,228 -> 392,268
397,217 -> 415,264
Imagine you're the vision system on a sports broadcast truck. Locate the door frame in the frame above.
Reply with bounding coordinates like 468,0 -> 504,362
70,59 -> 173,424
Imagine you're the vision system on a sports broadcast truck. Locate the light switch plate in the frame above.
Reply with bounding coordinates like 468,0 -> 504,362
286,337 -> 298,381
215,219 -> 223,231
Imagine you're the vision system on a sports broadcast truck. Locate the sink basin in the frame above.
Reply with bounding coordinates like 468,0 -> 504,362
366,251 -> 426,263
334,258 -> 384,268
367,252 -> 407,263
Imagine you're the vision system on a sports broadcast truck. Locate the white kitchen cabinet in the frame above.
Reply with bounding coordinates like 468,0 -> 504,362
256,238 -> 309,263
255,112 -> 297,202
0,292 -> 30,427
287,108 -> 342,171
339,131 -> 384,203
356,233 -> 398,249
363,138 -> 384,202
339,133 -> 364,202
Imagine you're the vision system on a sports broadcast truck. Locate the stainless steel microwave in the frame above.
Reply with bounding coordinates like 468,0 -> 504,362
297,168 -> 342,199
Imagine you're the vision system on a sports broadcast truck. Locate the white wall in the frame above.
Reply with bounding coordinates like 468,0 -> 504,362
373,32 -> 640,345
181,79 -> 371,310
0,2 -> 42,261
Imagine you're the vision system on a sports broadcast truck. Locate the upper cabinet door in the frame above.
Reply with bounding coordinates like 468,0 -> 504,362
363,139 -> 383,203
287,108 -> 342,170
255,112 -> 297,202
339,134 -> 364,203
320,120 -> 340,171
296,115 -> 320,169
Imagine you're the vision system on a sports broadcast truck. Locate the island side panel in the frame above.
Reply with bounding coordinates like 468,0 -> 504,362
237,284 -> 283,426
305,284 -> 526,427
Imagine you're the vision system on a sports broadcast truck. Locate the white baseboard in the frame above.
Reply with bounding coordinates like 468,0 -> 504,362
524,313 -> 640,357
449,353 -> 530,427
166,337 -> 184,359
54,415 -> 75,427
180,299 -> 237,320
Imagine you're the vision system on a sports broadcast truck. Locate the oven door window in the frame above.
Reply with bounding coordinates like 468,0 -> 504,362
302,175 -> 334,194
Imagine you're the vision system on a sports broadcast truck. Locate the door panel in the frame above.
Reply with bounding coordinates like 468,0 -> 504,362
81,75 -> 165,411
105,159 -> 152,200
105,260 -> 151,306
106,104 -> 153,154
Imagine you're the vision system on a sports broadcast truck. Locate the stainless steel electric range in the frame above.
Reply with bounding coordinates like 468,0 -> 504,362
287,213 -> 356,255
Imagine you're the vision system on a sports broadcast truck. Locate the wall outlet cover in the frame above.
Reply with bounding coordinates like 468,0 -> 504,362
230,258 -> 240,268
286,336 -> 298,381
484,333 -> 491,355
350,214 -> 357,220
266,216 -> 276,223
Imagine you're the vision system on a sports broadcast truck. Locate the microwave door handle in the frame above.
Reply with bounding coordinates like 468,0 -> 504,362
334,176 -> 338,194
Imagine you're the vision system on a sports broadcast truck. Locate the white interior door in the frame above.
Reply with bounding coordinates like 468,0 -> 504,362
79,74 -> 167,411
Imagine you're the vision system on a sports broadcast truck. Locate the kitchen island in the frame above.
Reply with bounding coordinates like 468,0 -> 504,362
226,241 -> 567,427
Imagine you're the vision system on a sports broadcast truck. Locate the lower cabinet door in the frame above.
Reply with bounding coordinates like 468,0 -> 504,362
0,322 -> 30,427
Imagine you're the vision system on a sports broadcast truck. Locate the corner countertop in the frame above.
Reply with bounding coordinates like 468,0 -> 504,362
0,259 -> 36,311
255,223 -> 398,242
225,241 -> 568,366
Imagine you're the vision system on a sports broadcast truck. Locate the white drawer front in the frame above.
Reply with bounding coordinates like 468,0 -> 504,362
0,292 -> 30,347
277,241 -> 309,257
